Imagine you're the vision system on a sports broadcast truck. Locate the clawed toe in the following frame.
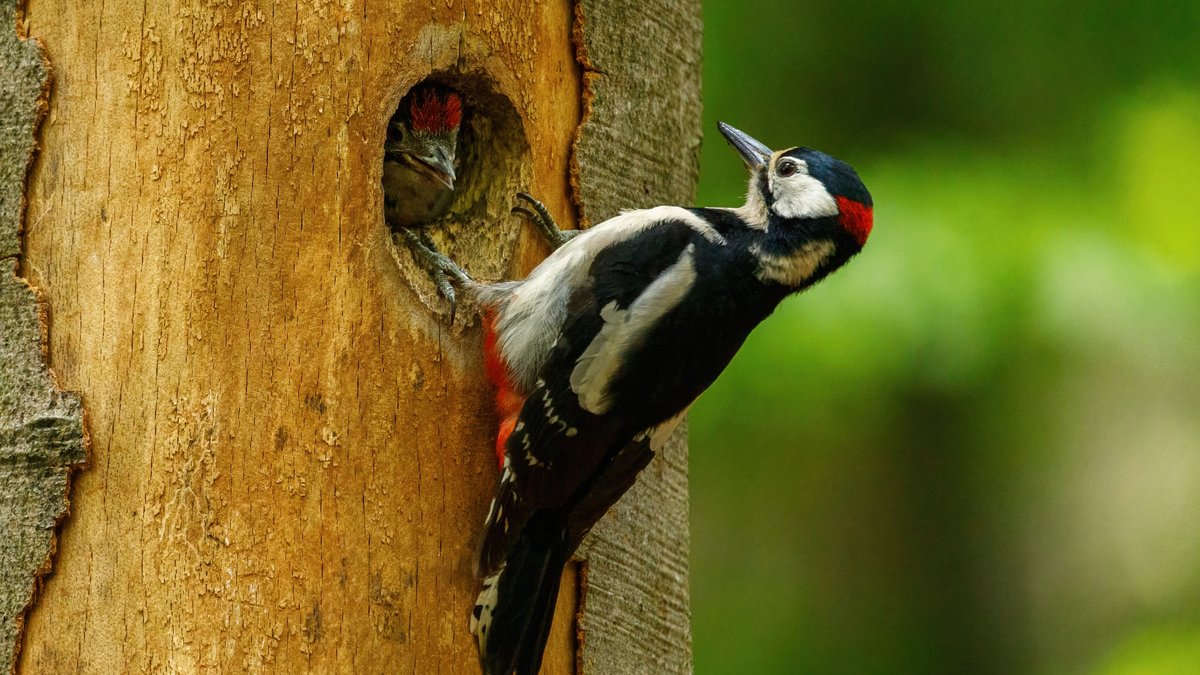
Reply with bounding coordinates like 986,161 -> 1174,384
393,228 -> 472,321
513,192 -> 578,249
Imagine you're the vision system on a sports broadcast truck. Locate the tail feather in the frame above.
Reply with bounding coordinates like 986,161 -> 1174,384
472,515 -> 568,675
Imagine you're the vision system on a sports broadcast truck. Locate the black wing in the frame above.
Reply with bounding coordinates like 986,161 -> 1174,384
477,217 -> 703,575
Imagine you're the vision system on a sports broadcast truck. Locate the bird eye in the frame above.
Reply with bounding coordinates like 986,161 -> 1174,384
777,160 -> 798,177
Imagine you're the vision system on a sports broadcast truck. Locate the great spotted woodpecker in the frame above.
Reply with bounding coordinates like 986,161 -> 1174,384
431,122 -> 873,675
383,84 -> 465,309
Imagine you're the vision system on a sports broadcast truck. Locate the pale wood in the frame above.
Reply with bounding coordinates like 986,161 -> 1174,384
9,0 -> 700,672
0,1 -> 87,669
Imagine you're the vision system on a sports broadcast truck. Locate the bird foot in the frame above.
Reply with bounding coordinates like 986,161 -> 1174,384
393,228 -> 472,322
513,192 -> 579,249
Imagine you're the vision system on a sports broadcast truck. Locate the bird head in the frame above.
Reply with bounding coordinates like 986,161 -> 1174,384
386,86 -> 463,191
719,122 -> 873,247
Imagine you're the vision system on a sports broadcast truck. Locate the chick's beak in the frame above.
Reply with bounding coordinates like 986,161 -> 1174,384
419,154 -> 456,191
718,121 -> 772,171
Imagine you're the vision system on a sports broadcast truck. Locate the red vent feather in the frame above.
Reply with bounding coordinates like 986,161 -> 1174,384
482,309 -> 524,469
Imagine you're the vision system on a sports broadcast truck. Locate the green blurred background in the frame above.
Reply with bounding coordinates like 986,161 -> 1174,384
688,2 -> 1200,673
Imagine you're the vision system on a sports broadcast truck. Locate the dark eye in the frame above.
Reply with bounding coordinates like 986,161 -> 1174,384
777,160 -> 798,177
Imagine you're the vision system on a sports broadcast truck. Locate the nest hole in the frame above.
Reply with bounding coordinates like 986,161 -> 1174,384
384,72 -> 531,318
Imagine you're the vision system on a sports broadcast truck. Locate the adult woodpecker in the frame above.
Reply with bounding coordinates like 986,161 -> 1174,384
383,84 -> 465,309
432,122 -> 873,675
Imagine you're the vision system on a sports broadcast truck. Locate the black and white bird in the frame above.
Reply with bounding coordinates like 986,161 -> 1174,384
433,122 -> 873,675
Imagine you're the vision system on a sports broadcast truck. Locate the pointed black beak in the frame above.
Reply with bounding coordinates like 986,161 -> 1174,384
718,122 -> 772,171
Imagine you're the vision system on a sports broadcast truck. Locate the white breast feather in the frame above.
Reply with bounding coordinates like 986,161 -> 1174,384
569,244 -> 698,415
496,207 -> 721,393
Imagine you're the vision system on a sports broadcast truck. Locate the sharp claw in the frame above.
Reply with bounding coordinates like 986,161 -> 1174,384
393,227 -> 471,322
513,192 -> 577,249
517,193 -> 556,229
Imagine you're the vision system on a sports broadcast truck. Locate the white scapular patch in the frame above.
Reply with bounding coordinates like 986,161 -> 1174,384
671,207 -> 727,245
570,245 -> 699,415
493,207 -> 720,393
769,163 -> 839,221
751,240 -> 835,286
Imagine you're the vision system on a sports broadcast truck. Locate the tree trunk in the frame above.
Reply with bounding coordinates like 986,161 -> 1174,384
2,0 -> 699,672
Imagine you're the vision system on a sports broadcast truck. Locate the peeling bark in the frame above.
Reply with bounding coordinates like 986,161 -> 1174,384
0,1 -> 87,671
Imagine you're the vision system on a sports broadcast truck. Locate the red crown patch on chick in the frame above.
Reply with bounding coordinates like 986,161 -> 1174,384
410,89 -> 462,134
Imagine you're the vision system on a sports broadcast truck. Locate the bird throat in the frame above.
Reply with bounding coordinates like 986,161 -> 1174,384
383,155 -> 455,227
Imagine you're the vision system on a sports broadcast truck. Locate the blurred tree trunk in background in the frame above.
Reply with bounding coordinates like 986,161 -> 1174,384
2,0 -> 699,672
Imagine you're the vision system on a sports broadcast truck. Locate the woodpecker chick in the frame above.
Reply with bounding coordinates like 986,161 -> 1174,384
384,85 -> 466,313
455,123 -> 873,675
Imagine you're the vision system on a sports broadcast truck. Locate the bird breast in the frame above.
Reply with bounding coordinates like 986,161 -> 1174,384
383,159 -> 454,227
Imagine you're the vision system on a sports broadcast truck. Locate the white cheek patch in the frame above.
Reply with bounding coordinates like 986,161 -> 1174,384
752,240 -> 835,286
770,172 -> 839,220
570,244 -> 699,414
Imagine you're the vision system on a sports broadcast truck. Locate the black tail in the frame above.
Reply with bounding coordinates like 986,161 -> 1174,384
472,514 -> 569,675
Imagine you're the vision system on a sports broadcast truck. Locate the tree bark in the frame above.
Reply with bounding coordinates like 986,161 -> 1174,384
4,0 -> 699,672
1,0 -> 87,668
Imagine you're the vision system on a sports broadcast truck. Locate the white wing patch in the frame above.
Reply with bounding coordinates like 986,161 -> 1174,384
670,207 -> 727,245
751,240 -> 835,286
570,244 -> 699,415
495,207 -> 720,393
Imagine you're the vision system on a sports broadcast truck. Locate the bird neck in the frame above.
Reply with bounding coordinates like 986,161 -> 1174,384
746,214 -> 859,291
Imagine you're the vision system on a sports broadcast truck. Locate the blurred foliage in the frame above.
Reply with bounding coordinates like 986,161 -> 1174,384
690,2 -> 1200,674
1099,626 -> 1200,675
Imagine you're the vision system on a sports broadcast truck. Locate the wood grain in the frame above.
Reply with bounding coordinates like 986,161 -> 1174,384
572,1 -> 701,670
9,0 -> 700,671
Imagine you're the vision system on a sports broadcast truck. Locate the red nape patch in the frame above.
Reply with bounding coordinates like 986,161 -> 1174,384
482,309 -> 524,468
837,196 -> 873,246
409,89 -> 462,134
